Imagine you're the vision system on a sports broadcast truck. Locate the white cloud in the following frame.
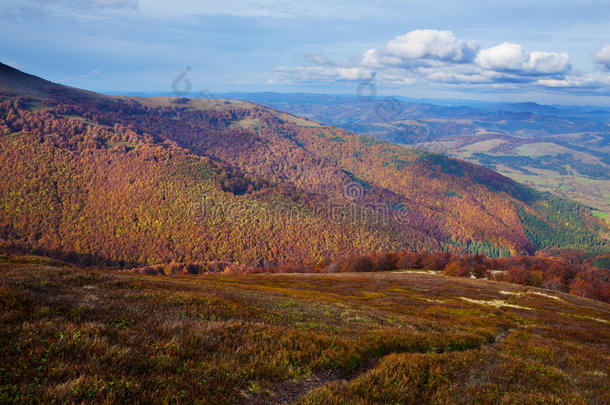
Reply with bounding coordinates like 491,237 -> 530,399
273,29 -> 610,95
475,42 -> 524,71
361,49 -> 382,68
361,30 -> 479,72
425,69 -> 491,85
383,30 -> 478,63
475,42 -> 570,75
594,45 -> 610,70
526,51 -> 570,74
360,34 -> 572,88
536,74 -> 610,89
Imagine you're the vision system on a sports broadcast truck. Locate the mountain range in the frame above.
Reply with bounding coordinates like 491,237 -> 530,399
0,62 -> 607,267
215,92 -> 610,216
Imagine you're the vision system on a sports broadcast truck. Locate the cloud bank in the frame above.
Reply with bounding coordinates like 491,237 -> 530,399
365,30 -> 478,67
475,42 -> 570,75
274,30 -> 610,95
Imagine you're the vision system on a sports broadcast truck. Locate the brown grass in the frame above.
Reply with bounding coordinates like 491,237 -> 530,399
0,260 -> 608,404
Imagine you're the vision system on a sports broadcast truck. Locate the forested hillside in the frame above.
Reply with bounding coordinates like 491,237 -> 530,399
0,63 -> 607,267
225,92 -> 610,215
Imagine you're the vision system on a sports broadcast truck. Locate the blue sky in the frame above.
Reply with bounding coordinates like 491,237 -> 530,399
2,0 -> 610,104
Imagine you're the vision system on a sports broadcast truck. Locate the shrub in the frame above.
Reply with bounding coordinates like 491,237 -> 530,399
340,255 -> 375,272
373,252 -> 399,271
526,270 -> 544,286
443,260 -> 471,277
397,252 -> 420,269
505,266 -> 529,284
186,263 -> 203,274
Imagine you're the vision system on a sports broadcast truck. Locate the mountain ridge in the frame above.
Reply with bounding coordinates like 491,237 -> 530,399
0,64 -> 607,266
215,91 -> 610,214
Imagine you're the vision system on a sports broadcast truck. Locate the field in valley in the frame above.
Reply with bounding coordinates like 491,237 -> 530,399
1,257 -> 608,404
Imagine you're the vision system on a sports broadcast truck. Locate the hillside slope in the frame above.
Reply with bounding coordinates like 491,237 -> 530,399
0,63 -> 607,266
0,259 -> 608,403
224,92 -> 610,215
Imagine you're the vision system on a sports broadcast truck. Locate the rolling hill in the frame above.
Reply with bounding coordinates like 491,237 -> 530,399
222,92 -> 610,216
0,63 -> 607,267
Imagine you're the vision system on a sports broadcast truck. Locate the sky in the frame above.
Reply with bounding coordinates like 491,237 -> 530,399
2,0 -> 610,105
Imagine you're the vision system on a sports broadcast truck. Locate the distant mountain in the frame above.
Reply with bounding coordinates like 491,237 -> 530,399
219,92 -> 610,215
0,63 -> 607,266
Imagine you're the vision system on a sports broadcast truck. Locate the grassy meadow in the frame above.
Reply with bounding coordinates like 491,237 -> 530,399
0,257 -> 608,404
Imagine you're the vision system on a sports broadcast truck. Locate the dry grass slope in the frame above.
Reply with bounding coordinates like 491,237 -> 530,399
0,258 -> 608,404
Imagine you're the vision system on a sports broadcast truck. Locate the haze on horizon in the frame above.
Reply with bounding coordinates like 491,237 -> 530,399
2,0 -> 610,105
